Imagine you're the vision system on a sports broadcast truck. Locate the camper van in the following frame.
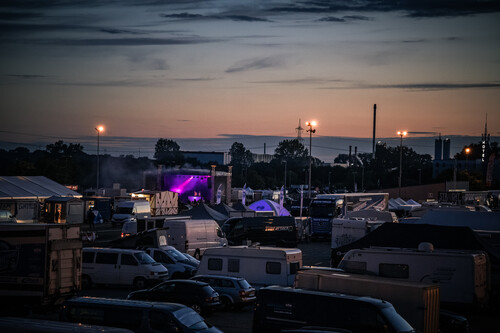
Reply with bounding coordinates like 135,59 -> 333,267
338,242 -> 489,306
111,200 -> 151,227
197,246 -> 302,287
163,219 -> 227,259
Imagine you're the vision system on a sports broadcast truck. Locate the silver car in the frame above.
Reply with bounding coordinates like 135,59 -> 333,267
190,274 -> 256,310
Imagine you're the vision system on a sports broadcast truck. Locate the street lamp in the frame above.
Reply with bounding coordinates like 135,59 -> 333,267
95,125 -> 104,192
306,121 -> 317,199
397,131 -> 407,198
282,160 -> 287,190
465,147 -> 471,173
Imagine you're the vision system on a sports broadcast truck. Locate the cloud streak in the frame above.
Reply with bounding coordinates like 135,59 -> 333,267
226,55 -> 287,73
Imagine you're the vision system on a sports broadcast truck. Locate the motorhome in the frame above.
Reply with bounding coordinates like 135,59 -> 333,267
308,193 -> 389,240
338,242 -> 489,306
197,245 -> 302,287
162,219 -> 227,259
111,200 -> 151,227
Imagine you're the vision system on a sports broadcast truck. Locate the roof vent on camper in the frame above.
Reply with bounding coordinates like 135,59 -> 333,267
418,242 -> 434,252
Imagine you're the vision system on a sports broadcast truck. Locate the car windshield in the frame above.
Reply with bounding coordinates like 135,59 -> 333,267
172,307 -> 209,329
166,248 -> 191,262
182,253 -> 200,265
238,279 -> 251,289
134,252 -> 155,264
116,207 -> 133,214
380,306 -> 416,333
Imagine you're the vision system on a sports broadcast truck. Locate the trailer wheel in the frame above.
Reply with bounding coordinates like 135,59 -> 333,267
133,277 -> 146,290
81,274 -> 92,290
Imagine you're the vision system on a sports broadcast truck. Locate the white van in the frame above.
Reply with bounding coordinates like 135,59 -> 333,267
338,242 -> 489,306
163,219 -> 227,259
197,245 -> 303,287
112,200 -> 151,227
82,248 -> 168,289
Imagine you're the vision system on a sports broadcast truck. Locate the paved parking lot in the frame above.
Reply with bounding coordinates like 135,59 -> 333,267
27,236 -> 500,332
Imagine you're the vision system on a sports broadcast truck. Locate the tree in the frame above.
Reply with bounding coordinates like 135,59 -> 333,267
154,138 -> 181,165
274,139 -> 308,160
229,142 -> 253,167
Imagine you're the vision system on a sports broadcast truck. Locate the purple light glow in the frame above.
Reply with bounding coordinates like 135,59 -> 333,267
164,174 -> 212,203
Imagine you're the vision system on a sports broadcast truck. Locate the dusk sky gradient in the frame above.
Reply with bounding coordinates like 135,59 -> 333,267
1,0 -> 499,162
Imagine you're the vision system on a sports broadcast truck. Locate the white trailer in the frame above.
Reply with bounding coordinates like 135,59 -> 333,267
338,242 -> 489,306
197,245 -> 302,287
295,268 -> 440,333
331,217 -> 385,249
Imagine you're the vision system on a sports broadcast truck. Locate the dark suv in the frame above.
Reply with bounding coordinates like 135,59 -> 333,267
191,275 -> 256,310
126,280 -> 220,315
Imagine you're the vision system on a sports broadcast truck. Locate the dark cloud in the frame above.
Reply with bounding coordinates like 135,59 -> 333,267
34,36 -> 224,46
0,12 -> 43,20
226,55 -> 287,73
160,12 -> 204,19
248,77 -> 347,85
172,77 -> 218,81
99,28 -> 147,35
222,15 -> 271,22
322,81 -> 500,91
269,0 -> 500,18
318,15 -> 372,22
7,74 -> 47,78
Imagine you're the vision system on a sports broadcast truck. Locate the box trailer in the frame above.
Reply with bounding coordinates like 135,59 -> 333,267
295,268 -> 440,333
338,242 -> 489,306
0,223 -> 82,307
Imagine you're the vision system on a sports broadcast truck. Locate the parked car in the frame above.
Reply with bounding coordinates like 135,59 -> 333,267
60,296 -> 222,333
191,274 -> 256,310
126,279 -> 220,315
143,246 -> 199,279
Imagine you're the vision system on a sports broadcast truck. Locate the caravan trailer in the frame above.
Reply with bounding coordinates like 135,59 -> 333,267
338,242 -> 489,306
197,246 -> 302,287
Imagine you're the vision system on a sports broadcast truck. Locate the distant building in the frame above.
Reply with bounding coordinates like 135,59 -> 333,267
252,153 -> 273,163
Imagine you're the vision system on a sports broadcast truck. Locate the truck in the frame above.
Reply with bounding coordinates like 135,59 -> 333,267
196,245 -> 302,287
294,268 -> 440,333
221,216 -> 298,247
308,192 -> 389,240
0,223 -> 82,307
338,242 -> 490,307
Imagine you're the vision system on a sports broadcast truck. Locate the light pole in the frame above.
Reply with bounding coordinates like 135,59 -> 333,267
95,125 -> 104,192
465,147 -> 471,173
397,131 -> 407,198
306,121 -> 317,199
282,160 -> 287,190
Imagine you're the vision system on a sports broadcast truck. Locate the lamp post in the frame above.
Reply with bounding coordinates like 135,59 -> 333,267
95,125 -> 104,192
282,160 -> 287,190
306,121 -> 317,199
465,147 -> 471,173
397,130 -> 407,198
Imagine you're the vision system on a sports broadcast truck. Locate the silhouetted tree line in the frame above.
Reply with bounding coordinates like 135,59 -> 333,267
1,138 -> 496,193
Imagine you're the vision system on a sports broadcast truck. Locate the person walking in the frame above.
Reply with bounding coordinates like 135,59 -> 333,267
86,207 -> 95,230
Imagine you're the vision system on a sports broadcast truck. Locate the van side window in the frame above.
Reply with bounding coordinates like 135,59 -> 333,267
379,263 -> 409,279
121,254 -> 138,266
228,259 -> 240,272
289,262 -> 300,274
208,258 -> 223,271
82,251 -> 95,264
96,252 -> 118,264
266,261 -> 281,274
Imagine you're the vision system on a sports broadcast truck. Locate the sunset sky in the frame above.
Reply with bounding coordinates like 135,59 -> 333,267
1,1 -> 499,161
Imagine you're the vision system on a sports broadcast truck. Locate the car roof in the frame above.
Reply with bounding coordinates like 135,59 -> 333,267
192,274 -> 246,281
162,279 -> 210,286
64,296 -> 186,311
